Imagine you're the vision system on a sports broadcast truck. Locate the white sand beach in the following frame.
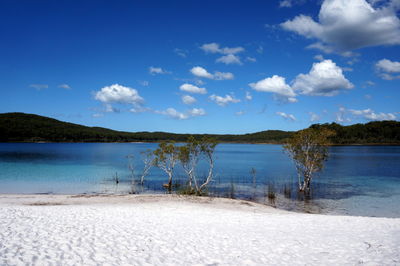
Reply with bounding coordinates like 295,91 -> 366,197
0,194 -> 399,265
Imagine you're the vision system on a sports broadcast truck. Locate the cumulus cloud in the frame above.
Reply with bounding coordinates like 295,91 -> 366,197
157,108 -> 206,120
29,84 -> 48,90
149,66 -> 170,75
200,43 -> 244,55
249,75 -> 297,103
179,83 -> 207,94
293,60 -> 353,96
190,66 -> 234,80
281,0 -> 400,53
276,112 -> 296,121
181,95 -> 196,105
216,54 -> 242,65
188,108 -> 206,117
200,42 -> 244,65
375,59 -> 400,80
209,94 -> 240,106
349,108 -> 396,121
94,84 -> 144,105
58,84 -> 71,89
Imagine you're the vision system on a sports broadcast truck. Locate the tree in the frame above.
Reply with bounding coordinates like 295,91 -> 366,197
283,128 -> 334,194
178,136 -> 218,195
197,137 -> 217,194
178,136 -> 202,193
153,141 -> 179,192
139,149 -> 155,185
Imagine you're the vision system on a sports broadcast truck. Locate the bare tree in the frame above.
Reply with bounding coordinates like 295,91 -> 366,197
177,136 -> 218,195
153,142 -> 179,192
197,137 -> 217,194
126,154 -> 137,193
139,149 -> 154,185
283,128 -> 334,194
178,136 -> 202,194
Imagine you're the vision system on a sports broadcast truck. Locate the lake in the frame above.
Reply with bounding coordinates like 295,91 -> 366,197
0,143 -> 399,217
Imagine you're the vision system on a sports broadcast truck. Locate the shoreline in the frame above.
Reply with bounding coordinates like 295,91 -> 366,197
2,141 -> 400,146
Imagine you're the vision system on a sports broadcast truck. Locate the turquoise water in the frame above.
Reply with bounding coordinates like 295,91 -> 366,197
0,143 -> 399,217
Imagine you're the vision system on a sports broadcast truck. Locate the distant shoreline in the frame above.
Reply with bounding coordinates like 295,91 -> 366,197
1,141 -> 400,146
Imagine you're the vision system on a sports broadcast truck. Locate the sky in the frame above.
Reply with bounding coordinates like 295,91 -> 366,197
1,0 -> 399,134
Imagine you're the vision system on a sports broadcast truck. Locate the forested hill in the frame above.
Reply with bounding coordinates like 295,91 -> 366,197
0,112 -> 399,144
0,112 -> 292,143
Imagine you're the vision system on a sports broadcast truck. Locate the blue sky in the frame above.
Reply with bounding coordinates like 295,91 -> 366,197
1,0 -> 399,134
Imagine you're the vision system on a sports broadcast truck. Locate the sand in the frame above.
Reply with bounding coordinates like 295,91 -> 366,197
0,194 -> 399,265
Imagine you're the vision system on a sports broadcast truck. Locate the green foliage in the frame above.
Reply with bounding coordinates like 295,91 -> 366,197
153,141 -> 179,192
177,136 -> 218,195
0,112 -> 293,143
283,128 -> 335,193
1,112 -> 399,144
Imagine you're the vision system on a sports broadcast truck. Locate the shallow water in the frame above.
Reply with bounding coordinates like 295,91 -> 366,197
0,143 -> 399,217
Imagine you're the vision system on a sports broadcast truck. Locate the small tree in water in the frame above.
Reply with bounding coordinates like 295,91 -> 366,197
153,142 -> 179,192
283,128 -> 334,194
178,136 -> 218,195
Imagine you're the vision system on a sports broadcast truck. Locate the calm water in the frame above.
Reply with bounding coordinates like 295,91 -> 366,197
0,143 -> 399,217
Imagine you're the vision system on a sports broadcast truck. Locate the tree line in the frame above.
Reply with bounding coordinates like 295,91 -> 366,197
1,112 -> 399,144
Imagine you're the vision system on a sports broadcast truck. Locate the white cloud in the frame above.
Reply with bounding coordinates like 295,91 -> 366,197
249,75 -> 297,102
281,0 -> 400,53
200,43 -> 244,55
58,84 -> 71,89
235,111 -> 245,116
181,95 -> 196,105
188,108 -> 206,117
214,71 -> 234,80
276,112 -> 296,121
376,59 -> 400,72
94,84 -> 144,105
190,66 -> 214,79
376,59 -> 400,79
245,91 -> 252,101
149,66 -> 170,75
349,108 -> 396,121
246,57 -> 257,62
190,66 -> 234,80
293,60 -> 353,96
209,94 -> 240,106
309,112 -> 321,122
314,54 -> 324,61
29,84 -> 48,90
279,0 -> 292,8
336,107 -> 351,123
157,107 -> 206,120
200,43 -> 221,54
159,108 -> 188,120
216,54 -> 242,65
179,83 -> 207,94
